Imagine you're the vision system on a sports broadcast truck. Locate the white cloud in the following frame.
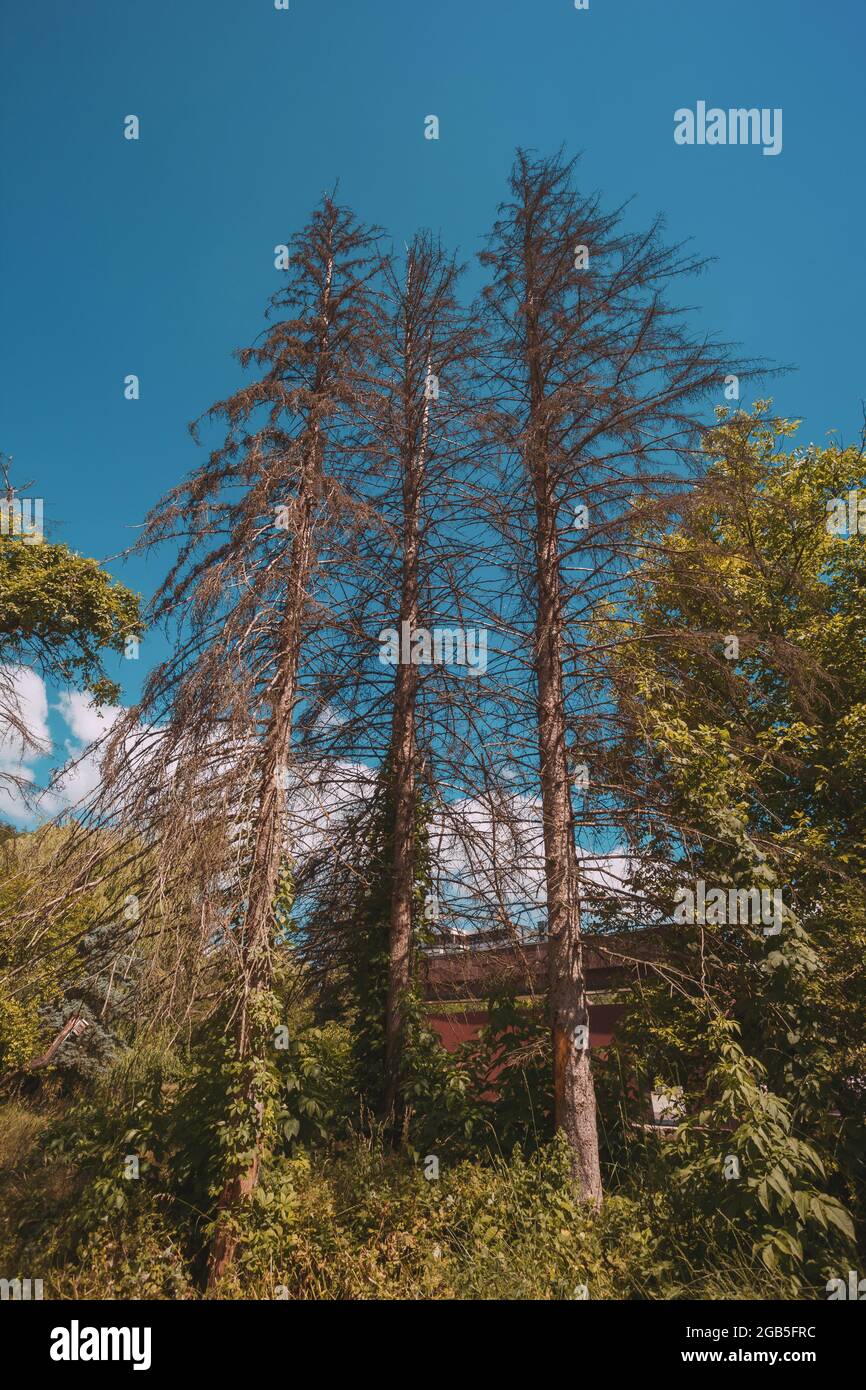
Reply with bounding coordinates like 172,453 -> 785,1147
0,665 -> 51,763
0,666 -> 52,823
46,743 -> 107,811
0,668 -> 130,826
55,690 -> 122,745
0,669 -> 635,931
42,691 -> 127,814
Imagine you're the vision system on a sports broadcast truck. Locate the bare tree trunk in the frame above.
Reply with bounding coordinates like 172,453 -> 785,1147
383,316 -> 430,1119
0,1013 -> 90,1093
207,552 -> 307,1283
524,247 -> 602,1205
383,626 -> 418,1118
533,480 -> 602,1206
478,147 -> 742,1201
207,486 -> 315,1286
208,264 -> 332,1287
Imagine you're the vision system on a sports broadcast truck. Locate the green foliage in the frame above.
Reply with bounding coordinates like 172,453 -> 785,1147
0,539 -> 142,702
600,403 -> 865,1264
0,827 -> 142,1075
0,830 -> 87,1071
664,1016 -> 854,1282
3,403 -> 863,1298
1,1094 -> 805,1300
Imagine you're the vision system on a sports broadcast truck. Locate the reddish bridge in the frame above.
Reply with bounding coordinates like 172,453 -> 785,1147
420,930 -> 662,1053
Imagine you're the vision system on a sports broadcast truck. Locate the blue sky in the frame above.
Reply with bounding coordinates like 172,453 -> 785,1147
2,0 -> 864,810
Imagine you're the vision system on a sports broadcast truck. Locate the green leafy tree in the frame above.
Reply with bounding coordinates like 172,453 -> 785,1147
601,404 -> 865,1270
0,471 -> 142,704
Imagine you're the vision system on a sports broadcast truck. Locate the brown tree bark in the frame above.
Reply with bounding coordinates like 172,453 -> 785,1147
383,631 -> 418,1119
383,277 -> 429,1119
207,502 -> 313,1284
208,261 -> 332,1287
479,147 -> 736,1202
0,1013 -> 90,1093
533,469 -> 602,1206
525,262 -> 603,1205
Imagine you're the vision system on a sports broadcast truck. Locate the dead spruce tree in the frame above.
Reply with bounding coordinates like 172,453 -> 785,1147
85,196 -> 384,1286
366,234 -> 481,1122
290,233 -> 488,1131
477,149 -> 743,1204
